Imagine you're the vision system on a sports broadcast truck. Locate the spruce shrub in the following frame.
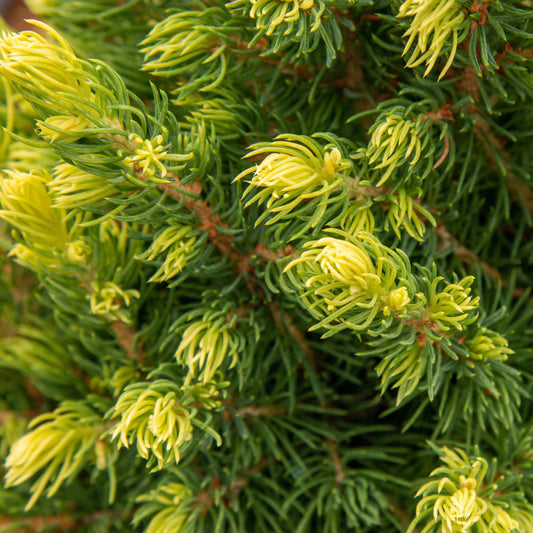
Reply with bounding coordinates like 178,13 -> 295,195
0,1 -> 532,531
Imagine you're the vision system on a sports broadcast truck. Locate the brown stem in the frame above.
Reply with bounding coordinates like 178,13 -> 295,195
454,95 -> 533,222
238,405 -> 286,417
155,173 -> 321,377
268,301 -> 317,368
194,459 -> 270,515
157,177 -> 236,258
436,224 -> 525,297
432,130 -> 450,169
253,243 -> 295,262
157,175 -> 295,275
0,510 -> 127,531
0,514 -> 77,531
327,440 -> 346,486
402,316 -> 440,347
111,322 -> 146,364
388,500 -> 414,531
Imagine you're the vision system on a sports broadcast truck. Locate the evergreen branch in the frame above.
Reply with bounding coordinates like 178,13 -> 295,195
134,459 -> 273,531
108,378 -> 222,470
268,300 -> 317,368
4,401 -> 109,510
436,223 -> 526,297
408,446 -> 533,532
158,176 -> 233,257
192,459 -> 271,515
226,0 -> 344,64
469,106 -> 533,219
0,2 -> 532,530
398,0 -> 469,79
449,75 -> 533,220
157,173 -> 295,274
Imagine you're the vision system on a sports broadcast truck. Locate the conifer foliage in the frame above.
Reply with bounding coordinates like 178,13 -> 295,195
0,0 -> 532,531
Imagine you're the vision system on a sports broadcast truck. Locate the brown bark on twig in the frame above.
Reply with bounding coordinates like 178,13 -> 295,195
436,224 -> 526,297
110,322 -> 145,363
268,301 -> 317,368
0,510 -> 128,532
327,440 -> 346,486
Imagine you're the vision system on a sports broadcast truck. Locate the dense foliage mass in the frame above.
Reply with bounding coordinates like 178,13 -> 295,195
0,0 -> 532,531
